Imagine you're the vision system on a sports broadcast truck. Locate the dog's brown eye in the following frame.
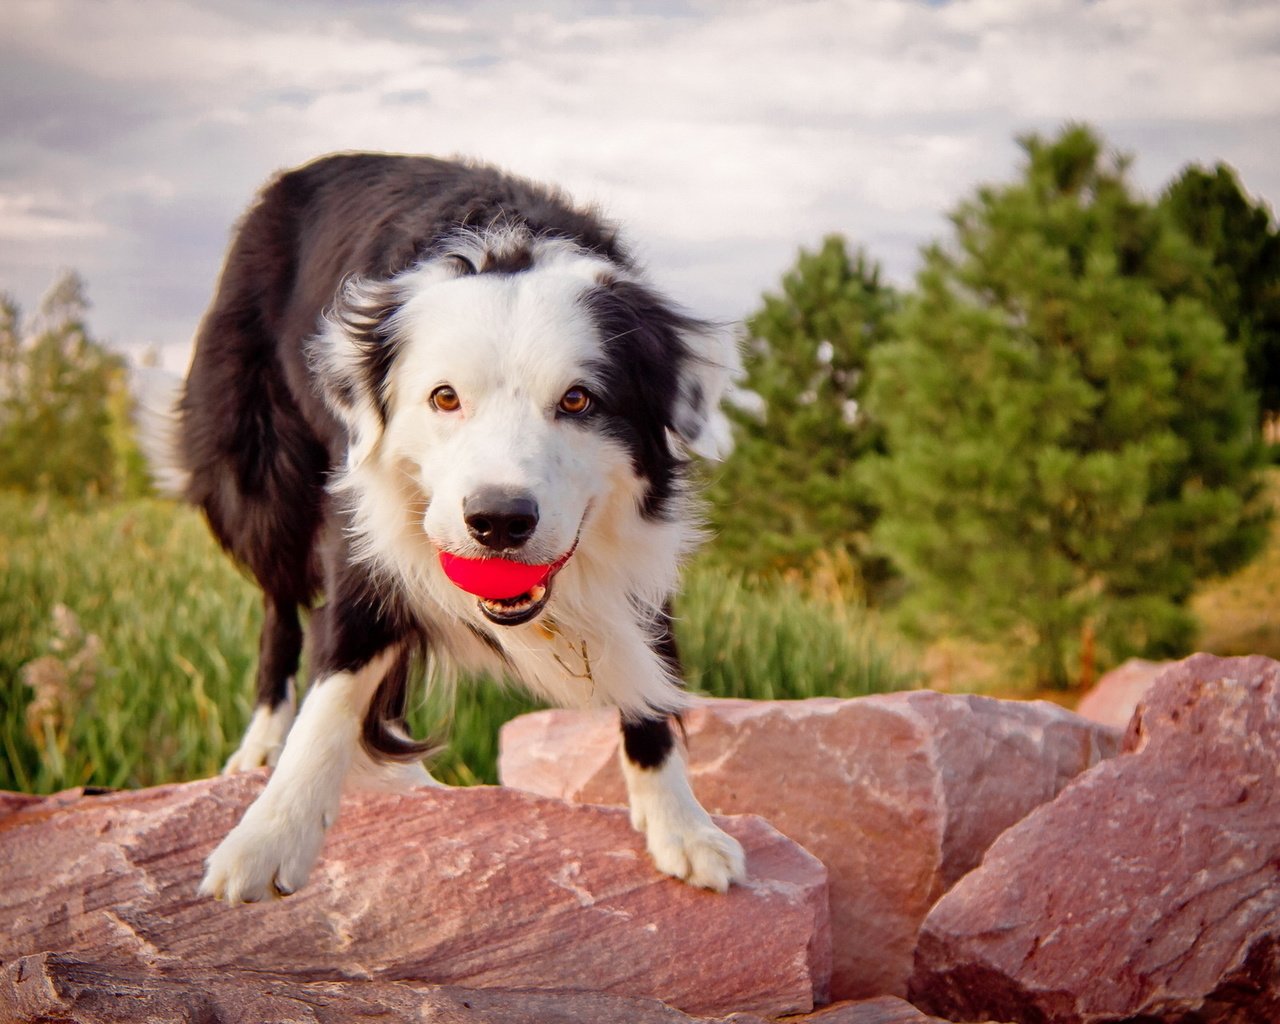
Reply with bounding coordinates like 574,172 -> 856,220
558,386 -> 592,416
430,385 -> 461,413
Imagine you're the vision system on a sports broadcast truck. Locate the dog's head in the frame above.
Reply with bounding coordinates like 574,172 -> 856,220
313,225 -> 736,626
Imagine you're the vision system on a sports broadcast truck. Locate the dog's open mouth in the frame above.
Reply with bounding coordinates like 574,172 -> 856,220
476,581 -> 553,626
438,546 -> 575,627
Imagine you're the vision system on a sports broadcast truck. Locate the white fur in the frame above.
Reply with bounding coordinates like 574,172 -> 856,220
672,321 -> 741,462
130,365 -> 191,496
222,677 -> 296,772
348,746 -> 440,792
201,651 -> 408,903
620,746 -> 746,892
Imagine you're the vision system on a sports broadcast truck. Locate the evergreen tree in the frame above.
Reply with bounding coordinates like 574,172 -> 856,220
863,125 -> 1269,686
0,294 -> 20,403
0,271 -> 139,498
1161,163 -> 1280,424
707,236 -> 897,592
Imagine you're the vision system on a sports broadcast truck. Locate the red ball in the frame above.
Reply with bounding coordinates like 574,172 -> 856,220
438,552 -> 554,600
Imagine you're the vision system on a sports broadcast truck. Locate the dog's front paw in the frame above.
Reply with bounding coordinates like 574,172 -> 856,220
623,755 -> 747,892
199,799 -> 329,904
644,818 -> 746,893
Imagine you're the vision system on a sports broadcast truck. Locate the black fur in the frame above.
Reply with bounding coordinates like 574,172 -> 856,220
621,603 -> 682,769
327,284 -> 406,426
177,153 -> 706,766
581,281 -> 704,521
622,716 -> 675,770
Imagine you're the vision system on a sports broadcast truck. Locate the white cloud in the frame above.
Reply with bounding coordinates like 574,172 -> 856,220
1,0 -> 1278,359
0,192 -> 107,241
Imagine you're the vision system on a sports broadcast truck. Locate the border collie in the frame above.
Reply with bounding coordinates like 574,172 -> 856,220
158,153 -> 745,903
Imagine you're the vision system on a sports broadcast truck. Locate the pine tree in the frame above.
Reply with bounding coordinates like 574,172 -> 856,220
0,295 -> 20,403
1161,163 -> 1280,424
863,125 -> 1269,686
706,236 -> 897,593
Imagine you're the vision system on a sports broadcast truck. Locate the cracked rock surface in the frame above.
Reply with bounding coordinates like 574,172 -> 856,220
2,953 -> 962,1024
500,691 -> 1120,1000
909,654 -> 1280,1024
0,776 -> 829,1018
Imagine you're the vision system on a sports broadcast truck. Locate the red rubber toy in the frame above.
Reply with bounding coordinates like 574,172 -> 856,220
438,552 -> 557,600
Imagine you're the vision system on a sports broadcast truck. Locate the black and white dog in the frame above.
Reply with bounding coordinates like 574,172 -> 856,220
160,153 -> 745,903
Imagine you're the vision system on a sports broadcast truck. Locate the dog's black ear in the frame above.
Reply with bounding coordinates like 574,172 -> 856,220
312,275 -> 405,468
588,278 -> 740,461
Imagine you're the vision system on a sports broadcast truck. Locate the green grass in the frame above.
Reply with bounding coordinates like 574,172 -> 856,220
1,496 -> 259,791
1,494 -> 910,794
674,566 -> 906,701
1191,469 -> 1280,660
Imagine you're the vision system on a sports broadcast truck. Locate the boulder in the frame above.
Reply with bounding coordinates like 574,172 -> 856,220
499,691 -> 1121,1001
0,774 -> 829,1019
795,996 -> 963,1023
909,654 -> 1280,1024
0,792 -> 40,816
1074,657 -> 1168,729
1,953 -> 956,1024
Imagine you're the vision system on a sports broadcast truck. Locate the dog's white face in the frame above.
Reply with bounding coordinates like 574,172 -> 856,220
314,229 -> 736,633
388,261 -> 626,566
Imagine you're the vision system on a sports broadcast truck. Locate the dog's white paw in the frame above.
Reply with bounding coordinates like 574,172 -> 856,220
626,764 -> 747,892
642,817 -> 746,893
199,797 -> 330,904
223,683 -> 296,773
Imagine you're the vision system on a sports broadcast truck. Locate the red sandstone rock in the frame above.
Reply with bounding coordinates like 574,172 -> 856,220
793,996 -> 961,1023
2,953 -> 699,1024
499,692 -> 1120,1001
0,791 -> 40,817
909,654 -> 1280,1024
1074,657 -> 1168,729
0,774 -> 829,1018
1,953 -> 956,1024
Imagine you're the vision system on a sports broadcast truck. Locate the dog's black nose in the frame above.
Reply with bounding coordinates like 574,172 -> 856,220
464,490 -> 540,551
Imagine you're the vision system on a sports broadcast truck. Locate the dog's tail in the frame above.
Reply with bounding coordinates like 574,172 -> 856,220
130,364 -> 190,498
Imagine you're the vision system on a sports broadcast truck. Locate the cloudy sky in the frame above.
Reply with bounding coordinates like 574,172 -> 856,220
3,0 -> 1278,368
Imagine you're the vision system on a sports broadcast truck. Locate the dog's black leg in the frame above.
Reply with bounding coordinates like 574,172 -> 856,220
622,601 -> 685,769
622,714 -> 675,770
257,595 -> 303,709
223,594 -> 304,772
622,603 -> 681,768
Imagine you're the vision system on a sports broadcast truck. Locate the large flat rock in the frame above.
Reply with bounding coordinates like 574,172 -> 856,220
0,774 -> 830,1018
0,953 -> 958,1024
909,653 -> 1280,1023
499,691 -> 1120,1000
